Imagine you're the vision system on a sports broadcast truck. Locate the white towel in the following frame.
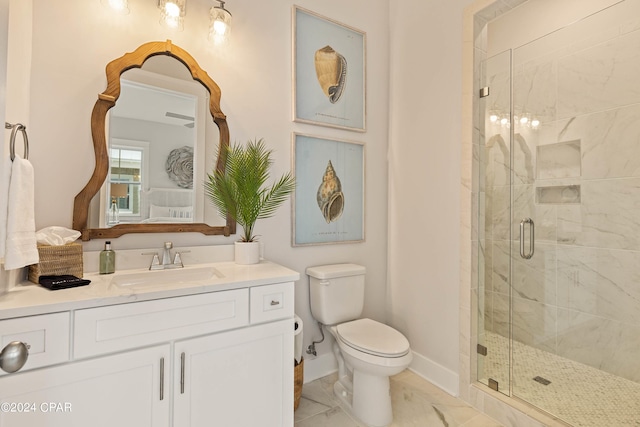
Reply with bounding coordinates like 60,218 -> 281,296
4,155 -> 39,270
0,157 -> 11,260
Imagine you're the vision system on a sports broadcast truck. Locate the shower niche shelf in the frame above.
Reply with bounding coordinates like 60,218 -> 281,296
536,139 -> 582,204
536,184 -> 581,204
536,140 -> 581,180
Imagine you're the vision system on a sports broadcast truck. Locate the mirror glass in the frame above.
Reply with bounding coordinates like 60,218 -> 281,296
92,56 -> 211,227
73,41 -> 234,240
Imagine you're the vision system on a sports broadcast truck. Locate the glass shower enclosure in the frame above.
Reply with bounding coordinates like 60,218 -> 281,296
476,1 -> 640,425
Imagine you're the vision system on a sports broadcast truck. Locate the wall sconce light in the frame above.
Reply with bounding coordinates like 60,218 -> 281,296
102,0 -> 232,43
158,0 -> 187,30
209,1 -> 232,45
488,110 -> 541,130
101,0 -> 129,15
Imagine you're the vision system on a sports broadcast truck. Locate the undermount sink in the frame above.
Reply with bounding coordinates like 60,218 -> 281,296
111,266 -> 225,288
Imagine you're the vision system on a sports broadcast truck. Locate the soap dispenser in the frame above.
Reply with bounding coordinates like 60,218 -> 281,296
99,241 -> 116,274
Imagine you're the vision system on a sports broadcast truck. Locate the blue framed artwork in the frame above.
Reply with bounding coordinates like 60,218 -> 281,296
293,6 -> 366,132
292,133 -> 365,246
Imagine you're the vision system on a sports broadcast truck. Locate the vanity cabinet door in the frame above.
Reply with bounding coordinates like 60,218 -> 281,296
0,344 -> 170,427
174,318 -> 293,427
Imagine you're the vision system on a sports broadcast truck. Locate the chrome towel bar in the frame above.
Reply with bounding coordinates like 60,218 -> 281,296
5,122 -> 29,161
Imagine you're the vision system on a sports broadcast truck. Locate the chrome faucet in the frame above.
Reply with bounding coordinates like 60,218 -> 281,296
161,242 -> 173,266
146,242 -> 187,270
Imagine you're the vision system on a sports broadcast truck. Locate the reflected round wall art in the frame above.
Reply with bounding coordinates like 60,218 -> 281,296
166,145 -> 194,188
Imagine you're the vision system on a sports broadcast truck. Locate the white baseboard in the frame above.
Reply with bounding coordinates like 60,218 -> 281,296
302,353 -> 337,384
409,350 -> 459,396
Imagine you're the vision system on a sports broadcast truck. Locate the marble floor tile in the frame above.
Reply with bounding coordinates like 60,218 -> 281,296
295,370 -> 504,427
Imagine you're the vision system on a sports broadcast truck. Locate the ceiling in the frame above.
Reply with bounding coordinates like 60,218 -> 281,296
110,79 -> 197,128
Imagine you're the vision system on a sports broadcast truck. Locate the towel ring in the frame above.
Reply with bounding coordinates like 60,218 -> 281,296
5,122 -> 29,161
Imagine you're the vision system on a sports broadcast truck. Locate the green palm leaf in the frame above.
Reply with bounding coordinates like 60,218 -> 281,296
205,138 -> 295,242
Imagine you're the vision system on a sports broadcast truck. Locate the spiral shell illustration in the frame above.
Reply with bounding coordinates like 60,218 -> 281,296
317,160 -> 344,223
165,145 -> 194,189
314,45 -> 347,104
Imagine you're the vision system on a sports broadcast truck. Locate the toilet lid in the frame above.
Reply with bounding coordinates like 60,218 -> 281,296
336,318 -> 410,358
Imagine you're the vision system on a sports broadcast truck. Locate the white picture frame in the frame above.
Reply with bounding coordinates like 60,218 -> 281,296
292,133 -> 365,246
293,6 -> 366,132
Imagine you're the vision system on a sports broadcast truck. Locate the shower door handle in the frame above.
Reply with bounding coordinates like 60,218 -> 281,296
519,218 -> 535,259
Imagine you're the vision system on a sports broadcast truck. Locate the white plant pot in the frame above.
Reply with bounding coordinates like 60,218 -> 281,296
234,241 -> 260,265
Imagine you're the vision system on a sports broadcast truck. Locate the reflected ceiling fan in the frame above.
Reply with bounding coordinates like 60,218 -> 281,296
165,111 -> 195,128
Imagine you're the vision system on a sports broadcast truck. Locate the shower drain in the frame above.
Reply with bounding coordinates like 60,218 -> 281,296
533,376 -> 551,386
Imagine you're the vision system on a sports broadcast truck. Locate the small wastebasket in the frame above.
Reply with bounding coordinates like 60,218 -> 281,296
294,315 -> 304,410
294,357 -> 304,410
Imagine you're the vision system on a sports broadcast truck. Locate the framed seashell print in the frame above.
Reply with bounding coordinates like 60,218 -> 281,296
292,133 -> 365,246
293,6 -> 366,132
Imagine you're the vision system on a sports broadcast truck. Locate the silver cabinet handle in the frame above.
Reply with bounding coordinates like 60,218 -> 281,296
0,341 -> 29,373
180,352 -> 185,394
160,357 -> 165,401
519,218 -> 535,259
270,300 -> 280,306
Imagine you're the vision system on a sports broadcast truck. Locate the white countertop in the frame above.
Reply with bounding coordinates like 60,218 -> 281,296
0,260 -> 300,320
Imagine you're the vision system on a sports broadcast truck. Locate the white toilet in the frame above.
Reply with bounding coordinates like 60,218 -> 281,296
306,264 -> 412,427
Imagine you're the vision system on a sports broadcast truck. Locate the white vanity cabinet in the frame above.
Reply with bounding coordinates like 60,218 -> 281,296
0,279 -> 295,427
0,344 -> 170,427
174,319 -> 292,426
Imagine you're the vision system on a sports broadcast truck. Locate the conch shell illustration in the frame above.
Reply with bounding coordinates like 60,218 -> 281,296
314,45 -> 347,104
316,160 -> 344,223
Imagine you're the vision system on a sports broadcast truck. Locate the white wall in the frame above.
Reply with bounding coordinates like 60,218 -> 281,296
11,0 -> 390,376
1,0 -> 30,288
0,0 -> 10,290
388,0 -> 474,394
11,0 -> 480,390
0,0 -> 7,138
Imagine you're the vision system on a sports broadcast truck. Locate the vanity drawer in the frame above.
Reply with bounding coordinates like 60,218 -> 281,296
73,289 -> 249,359
250,282 -> 294,324
0,312 -> 70,376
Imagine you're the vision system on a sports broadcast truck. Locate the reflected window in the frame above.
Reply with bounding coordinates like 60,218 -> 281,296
107,140 -> 149,225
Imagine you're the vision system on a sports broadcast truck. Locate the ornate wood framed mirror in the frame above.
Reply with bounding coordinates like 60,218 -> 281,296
73,40 -> 235,241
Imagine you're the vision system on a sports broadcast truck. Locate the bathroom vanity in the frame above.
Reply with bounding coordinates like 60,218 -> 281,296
0,253 -> 298,427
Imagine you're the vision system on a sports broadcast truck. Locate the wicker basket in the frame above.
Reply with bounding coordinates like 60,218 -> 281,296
28,243 -> 83,284
294,358 -> 304,411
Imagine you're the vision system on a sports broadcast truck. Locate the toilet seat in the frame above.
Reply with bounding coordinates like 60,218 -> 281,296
336,318 -> 410,358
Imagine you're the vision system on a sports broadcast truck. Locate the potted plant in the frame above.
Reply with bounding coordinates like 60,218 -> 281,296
205,138 -> 295,264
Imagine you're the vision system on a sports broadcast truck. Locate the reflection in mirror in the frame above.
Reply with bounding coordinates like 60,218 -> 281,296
98,59 -> 204,227
105,140 -> 147,225
74,40 -> 234,240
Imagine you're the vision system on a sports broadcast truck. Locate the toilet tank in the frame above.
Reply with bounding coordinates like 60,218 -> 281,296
306,264 -> 366,325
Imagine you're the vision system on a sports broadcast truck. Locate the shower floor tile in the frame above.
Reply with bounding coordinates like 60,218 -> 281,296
480,331 -> 640,427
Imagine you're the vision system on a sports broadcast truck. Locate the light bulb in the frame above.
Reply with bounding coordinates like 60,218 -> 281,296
531,119 -> 540,128
158,0 -> 185,30
489,114 -> 498,123
102,0 -> 129,14
520,116 -> 529,124
213,20 -> 228,36
164,2 -> 180,17
110,0 -> 126,11
500,117 -> 508,126
209,4 -> 232,45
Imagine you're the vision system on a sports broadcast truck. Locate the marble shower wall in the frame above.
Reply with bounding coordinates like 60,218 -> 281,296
481,14 -> 640,383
